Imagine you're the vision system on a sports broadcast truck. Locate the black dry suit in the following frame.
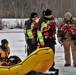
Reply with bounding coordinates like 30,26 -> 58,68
25,19 -> 38,55
37,16 -> 56,71
37,17 -> 56,49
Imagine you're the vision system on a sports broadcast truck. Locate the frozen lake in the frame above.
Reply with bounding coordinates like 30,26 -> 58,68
0,29 -> 76,75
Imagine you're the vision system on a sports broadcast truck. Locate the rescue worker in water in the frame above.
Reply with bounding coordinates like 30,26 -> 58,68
0,39 -> 10,66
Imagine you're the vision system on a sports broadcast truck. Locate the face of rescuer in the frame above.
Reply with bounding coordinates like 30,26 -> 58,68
30,12 -> 38,21
64,16 -> 71,21
64,12 -> 72,21
31,16 -> 38,21
1,39 -> 9,49
5,43 -> 9,49
44,9 -> 53,19
45,14 -> 53,19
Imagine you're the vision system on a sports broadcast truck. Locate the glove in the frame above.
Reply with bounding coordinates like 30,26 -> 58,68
31,38 -> 35,45
37,43 -> 40,48
40,42 -> 45,47
58,37 -> 63,46
57,37 -> 61,43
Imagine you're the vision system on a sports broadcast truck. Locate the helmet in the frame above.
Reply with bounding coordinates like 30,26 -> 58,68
30,12 -> 38,18
45,9 -> 52,16
1,39 -> 9,45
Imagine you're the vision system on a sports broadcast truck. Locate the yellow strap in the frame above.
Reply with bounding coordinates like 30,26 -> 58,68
41,22 -> 47,31
37,31 -> 44,42
27,29 -> 34,39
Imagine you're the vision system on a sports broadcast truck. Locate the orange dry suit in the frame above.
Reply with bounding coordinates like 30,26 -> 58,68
0,46 -> 10,66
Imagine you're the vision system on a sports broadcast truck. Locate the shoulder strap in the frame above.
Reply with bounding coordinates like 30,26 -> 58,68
0,48 -> 2,53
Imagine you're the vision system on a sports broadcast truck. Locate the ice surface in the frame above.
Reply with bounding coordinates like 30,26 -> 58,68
0,28 -> 76,75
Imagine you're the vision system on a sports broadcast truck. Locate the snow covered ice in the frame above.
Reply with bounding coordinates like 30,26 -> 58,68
0,28 -> 76,75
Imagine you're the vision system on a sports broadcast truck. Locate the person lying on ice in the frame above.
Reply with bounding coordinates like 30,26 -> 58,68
0,39 -> 10,66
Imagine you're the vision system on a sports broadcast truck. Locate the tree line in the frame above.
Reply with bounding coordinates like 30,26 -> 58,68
0,0 -> 76,18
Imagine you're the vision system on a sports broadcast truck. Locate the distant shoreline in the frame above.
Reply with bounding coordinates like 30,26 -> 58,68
0,31 -> 23,33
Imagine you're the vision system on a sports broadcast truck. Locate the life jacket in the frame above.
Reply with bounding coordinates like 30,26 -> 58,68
25,20 -> 38,39
32,22 -> 37,36
68,26 -> 76,38
0,48 -> 10,66
48,22 -> 56,34
60,25 -> 76,38
59,25 -> 68,36
42,22 -> 56,39
0,49 -> 9,58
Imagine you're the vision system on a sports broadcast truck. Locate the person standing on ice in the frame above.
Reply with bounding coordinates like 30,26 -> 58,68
37,9 -> 58,71
24,12 -> 38,56
57,12 -> 76,67
0,39 -> 10,66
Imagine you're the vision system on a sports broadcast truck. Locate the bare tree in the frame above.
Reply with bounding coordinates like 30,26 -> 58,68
15,19 -> 22,29
73,0 -> 76,16
18,0 -> 29,18
10,0 -> 18,18
0,0 -> 3,17
61,0 -> 63,17
15,19 -> 20,26
0,0 -> 3,30
0,0 -> 76,18
0,19 -> 3,30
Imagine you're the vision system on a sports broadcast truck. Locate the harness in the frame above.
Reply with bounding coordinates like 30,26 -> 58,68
26,21 -> 37,39
42,21 -> 56,39
31,22 -> 37,36
68,26 -> 76,38
59,25 -> 76,38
